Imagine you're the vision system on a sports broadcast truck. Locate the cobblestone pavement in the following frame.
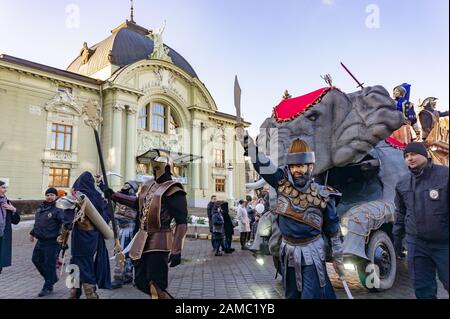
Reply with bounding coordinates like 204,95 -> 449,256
0,221 -> 447,299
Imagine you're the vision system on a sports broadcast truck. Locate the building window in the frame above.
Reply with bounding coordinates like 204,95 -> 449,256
51,124 -> 72,151
49,168 -> 70,187
151,103 -> 166,133
138,107 -> 147,130
215,149 -> 225,168
215,178 -> 225,192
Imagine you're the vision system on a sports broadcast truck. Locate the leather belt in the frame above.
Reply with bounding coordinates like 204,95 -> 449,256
282,234 -> 321,246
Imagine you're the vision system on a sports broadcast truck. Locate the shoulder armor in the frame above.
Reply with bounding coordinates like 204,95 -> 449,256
166,183 -> 186,197
319,185 -> 342,199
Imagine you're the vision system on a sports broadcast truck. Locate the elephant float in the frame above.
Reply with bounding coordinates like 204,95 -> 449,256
246,85 -> 407,291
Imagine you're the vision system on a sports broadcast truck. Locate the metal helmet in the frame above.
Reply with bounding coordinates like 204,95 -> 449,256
285,138 -> 315,165
150,152 -> 175,179
421,97 -> 438,109
121,180 -> 139,195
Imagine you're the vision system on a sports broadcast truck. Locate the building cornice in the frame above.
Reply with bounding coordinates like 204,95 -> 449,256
102,82 -> 144,97
0,54 -> 102,92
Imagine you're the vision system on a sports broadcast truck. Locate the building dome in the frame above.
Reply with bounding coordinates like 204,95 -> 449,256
67,20 -> 197,79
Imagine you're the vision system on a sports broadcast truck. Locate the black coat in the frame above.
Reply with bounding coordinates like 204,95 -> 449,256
207,201 -> 214,232
0,201 -> 21,268
220,202 -> 234,238
394,161 -> 449,244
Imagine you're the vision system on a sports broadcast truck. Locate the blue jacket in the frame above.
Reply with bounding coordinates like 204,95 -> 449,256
30,201 -> 68,240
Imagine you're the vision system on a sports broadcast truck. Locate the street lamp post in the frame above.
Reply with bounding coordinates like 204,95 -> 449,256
227,162 -> 234,201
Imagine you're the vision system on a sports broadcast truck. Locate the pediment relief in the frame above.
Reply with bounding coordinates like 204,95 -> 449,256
45,91 -> 82,116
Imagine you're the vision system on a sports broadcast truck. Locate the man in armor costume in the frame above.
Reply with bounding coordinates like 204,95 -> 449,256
58,171 -> 112,299
111,180 -> 139,289
236,129 -> 345,299
418,97 -> 449,141
111,151 -> 188,299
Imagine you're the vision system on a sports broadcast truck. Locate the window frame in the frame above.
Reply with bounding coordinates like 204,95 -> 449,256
215,178 -> 226,193
51,123 -> 72,152
138,106 -> 148,130
151,102 -> 166,133
214,149 -> 225,168
48,167 -> 70,187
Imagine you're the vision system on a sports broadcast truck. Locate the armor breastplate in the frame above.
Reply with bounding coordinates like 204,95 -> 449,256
275,179 -> 330,231
139,180 -> 184,233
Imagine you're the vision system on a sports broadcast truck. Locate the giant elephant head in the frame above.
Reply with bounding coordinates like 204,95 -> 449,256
256,86 -> 403,175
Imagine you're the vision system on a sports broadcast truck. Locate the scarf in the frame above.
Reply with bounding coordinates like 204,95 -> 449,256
0,196 -> 8,237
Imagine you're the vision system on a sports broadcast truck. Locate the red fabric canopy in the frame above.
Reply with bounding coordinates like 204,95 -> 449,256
385,136 -> 406,149
273,87 -> 334,122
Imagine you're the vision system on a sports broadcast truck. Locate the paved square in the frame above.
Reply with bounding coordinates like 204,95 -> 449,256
0,221 -> 447,299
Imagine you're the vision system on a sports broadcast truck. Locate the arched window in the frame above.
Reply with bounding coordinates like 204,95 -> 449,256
151,103 -> 166,133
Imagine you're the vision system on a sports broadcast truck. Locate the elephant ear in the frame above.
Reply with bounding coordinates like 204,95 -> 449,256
331,85 -> 404,167
257,117 -> 292,168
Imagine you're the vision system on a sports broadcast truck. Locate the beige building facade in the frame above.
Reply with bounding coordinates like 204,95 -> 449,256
0,19 -> 249,208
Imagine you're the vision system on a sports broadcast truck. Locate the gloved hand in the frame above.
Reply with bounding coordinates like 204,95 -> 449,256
333,259 -> 346,279
235,126 -> 249,155
394,237 -> 405,258
168,253 -> 181,268
102,187 -> 115,198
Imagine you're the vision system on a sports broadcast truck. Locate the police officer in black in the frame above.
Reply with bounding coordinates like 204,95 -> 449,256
30,187 -> 69,297
393,142 -> 449,299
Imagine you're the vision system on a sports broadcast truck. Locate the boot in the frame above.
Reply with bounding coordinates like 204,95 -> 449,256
123,275 -> 133,285
82,283 -> 99,299
111,279 -> 123,289
68,288 -> 80,299
149,281 -> 174,299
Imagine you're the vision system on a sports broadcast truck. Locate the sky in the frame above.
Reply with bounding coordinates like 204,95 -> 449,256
0,0 -> 448,136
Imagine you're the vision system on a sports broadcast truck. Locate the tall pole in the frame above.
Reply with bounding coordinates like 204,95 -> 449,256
83,101 -> 125,269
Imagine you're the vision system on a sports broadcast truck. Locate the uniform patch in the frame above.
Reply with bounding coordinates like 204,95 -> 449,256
47,212 -> 53,218
429,189 -> 439,200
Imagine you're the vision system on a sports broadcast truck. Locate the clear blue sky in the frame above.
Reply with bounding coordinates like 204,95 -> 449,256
1,0 -> 448,136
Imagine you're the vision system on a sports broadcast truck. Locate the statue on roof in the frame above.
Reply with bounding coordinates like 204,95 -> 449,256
148,20 -> 172,63
80,42 -> 94,65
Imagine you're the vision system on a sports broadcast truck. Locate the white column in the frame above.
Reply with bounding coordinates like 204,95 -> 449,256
227,164 -> 234,200
201,122 -> 209,190
191,119 -> 201,190
111,103 -> 124,188
125,105 -> 138,181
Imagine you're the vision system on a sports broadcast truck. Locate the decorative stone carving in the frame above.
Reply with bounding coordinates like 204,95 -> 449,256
139,67 -> 187,104
50,150 -> 73,161
154,68 -> 175,90
126,105 -> 138,114
82,100 -> 103,129
112,103 -> 125,112
137,130 -> 183,154
45,90 -> 81,115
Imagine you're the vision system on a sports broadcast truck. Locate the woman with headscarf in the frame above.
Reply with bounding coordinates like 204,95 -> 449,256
0,180 -> 20,274
61,171 -> 111,298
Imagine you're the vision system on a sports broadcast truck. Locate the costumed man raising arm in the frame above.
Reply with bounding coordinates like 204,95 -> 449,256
111,152 -> 188,299
237,127 -> 344,299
